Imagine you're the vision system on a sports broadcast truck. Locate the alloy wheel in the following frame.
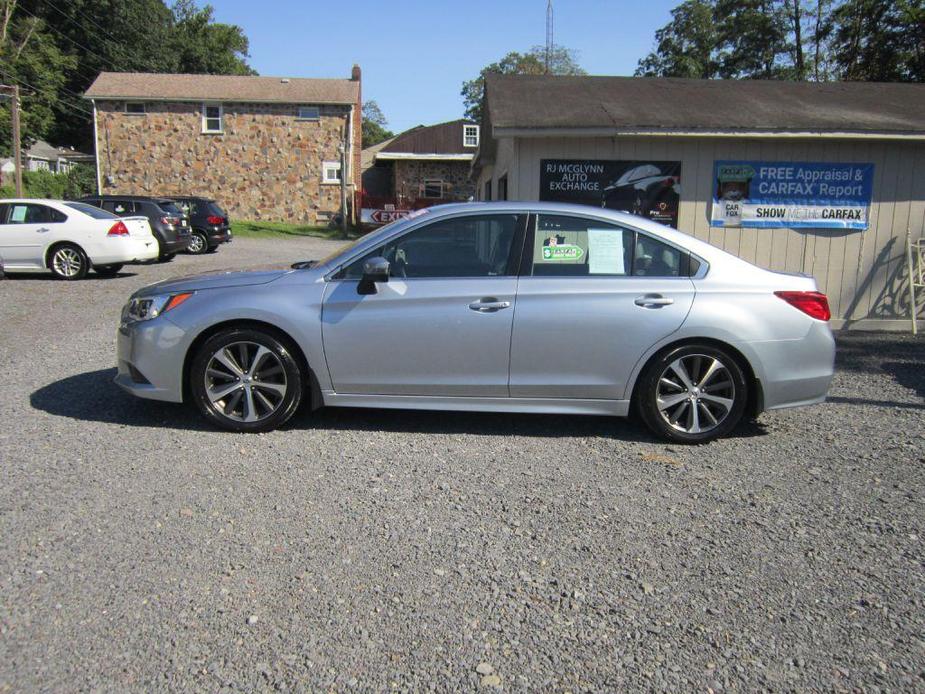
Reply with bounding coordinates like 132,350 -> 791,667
656,354 -> 735,435
203,341 -> 288,422
188,233 -> 206,253
52,247 -> 83,277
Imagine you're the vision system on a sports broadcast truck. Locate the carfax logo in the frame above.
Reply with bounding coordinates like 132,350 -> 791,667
542,245 -> 583,261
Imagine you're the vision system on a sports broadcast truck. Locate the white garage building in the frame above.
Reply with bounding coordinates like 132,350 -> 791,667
474,75 -> 925,329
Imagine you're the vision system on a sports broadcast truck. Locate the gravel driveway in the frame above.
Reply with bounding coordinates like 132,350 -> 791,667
1,237 -> 923,692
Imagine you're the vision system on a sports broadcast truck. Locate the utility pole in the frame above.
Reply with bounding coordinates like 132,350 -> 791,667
0,83 -> 23,196
11,84 -> 22,197
338,142 -> 348,238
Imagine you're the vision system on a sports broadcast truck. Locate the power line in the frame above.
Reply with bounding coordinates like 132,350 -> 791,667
42,0 -> 128,51
15,4 -> 125,75
4,73 -> 93,117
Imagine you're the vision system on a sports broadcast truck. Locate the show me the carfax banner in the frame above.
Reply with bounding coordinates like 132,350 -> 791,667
711,161 -> 874,230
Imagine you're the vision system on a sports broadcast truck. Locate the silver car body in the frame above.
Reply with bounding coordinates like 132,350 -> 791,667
115,202 -> 835,417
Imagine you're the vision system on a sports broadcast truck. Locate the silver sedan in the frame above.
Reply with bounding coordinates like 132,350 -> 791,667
115,202 -> 835,443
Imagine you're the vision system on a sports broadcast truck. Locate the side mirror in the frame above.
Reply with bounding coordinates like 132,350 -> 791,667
357,256 -> 389,295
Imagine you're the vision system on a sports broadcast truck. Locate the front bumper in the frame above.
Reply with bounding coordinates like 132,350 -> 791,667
115,317 -> 189,402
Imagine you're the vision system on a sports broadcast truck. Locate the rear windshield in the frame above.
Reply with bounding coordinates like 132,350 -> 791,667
156,201 -> 184,216
206,201 -> 226,217
64,202 -> 118,220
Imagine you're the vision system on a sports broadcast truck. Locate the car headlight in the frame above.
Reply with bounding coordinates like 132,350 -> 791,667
124,292 -> 193,322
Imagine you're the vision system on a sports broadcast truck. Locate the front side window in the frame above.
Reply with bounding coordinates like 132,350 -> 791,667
463,124 -> 479,147
298,106 -> 320,121
422,179 -> 443,198
322,160 -> 342,184
5,203 -> 66,224
202,103 -> 223,133
340,213 -> 519,280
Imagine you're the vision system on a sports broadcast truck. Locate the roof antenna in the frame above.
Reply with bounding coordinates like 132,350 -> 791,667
545,0 -> 554,74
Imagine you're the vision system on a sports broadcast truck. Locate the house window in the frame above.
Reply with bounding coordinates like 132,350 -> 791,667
463,124 -> 479,148
322,160 -> 342,184
484,180 -> 492,201
423,179 -> 443,198
202,103 -> 223,133
125,102 -> 145,115
297,106 -> 320,121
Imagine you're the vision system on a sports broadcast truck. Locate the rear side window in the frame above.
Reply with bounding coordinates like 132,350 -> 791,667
531,214 -> 633,277
157,201 -> 184,216
64,202 -> 118,219
633,233 -> 683,277
102,200 -> 134,215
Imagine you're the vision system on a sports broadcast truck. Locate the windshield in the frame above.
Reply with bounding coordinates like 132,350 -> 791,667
312,209 -> 431,268
64,202 -> 118,220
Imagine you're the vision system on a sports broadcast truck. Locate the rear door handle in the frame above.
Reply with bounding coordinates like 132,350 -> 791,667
36,227 -> 50,233
634,294 -> 674,308
469,297 -> 511,313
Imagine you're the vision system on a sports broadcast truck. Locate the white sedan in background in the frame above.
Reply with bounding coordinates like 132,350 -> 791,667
0,199 -> 158,280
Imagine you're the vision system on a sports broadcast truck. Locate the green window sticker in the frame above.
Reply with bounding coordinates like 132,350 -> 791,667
541,244 -> 584,261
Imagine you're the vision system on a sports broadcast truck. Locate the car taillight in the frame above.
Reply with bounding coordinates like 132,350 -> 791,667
774,291 -> 831,321
161,216 -> 179,226
107,221 -> 129,236
206,215 -> 224,225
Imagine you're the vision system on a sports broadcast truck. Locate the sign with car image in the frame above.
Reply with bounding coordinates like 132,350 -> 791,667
711,161 -> 874,230
539,159 -> 682,228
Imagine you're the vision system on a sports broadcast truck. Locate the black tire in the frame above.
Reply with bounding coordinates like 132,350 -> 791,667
636,343 -> 748,444
94,263 -> 124,277
187,231 -> 208,254
48,243 -> 89,280
190,327 -> 304,433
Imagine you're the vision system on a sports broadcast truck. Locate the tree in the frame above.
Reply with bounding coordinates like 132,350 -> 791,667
461,45 -> 585,123
361,100 -> 394,149
635,0 -> 719,78
171,0 -> 255,75
714,0 -> 793,79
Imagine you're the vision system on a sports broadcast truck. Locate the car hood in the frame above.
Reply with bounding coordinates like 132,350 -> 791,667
134,268 -> 291,297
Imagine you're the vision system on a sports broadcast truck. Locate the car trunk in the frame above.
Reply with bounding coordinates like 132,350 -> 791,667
122,216 -> 153,239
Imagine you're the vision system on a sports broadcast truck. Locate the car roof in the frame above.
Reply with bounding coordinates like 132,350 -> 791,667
168,195 -> 214,202
86,194 -> 177,204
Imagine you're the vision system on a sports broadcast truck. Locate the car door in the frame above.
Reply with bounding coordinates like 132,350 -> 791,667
509,213 -> 696,400
0,202 -> 55,268
322,212 -> 526,396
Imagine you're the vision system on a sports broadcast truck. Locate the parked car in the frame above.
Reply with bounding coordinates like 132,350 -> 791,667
0,199 -> 158,279
167,196 -> 232,254
75,195 -> 190,262
114,202 -> 835,443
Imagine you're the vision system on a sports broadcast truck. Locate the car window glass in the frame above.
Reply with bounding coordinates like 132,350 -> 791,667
8,204 -> 28,223
158,202 -> 184,216
0,203 -> 9,224
341,214 -> 519,279
531,214 -> 632,277
207,202 -> 226,216
102,200 -> 132,215
64,202 -> 118,219
633,233 -> 682,277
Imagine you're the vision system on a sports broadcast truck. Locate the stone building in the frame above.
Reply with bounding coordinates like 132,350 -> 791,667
84,69 -> 362,224
361,119 -> 478,224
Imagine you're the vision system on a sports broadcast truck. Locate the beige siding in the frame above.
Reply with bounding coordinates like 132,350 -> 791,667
480,135 -> 925,328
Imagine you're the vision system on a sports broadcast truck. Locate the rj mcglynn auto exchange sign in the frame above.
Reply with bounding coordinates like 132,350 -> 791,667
711,161 -> 874,230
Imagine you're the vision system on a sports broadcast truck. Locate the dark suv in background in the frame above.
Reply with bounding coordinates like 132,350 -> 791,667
75,195 -> 190,261
167,196 -> 232,254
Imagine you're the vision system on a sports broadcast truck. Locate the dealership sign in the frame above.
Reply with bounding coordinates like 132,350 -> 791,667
711,161 -> 874,230
540,159 -> 682,228
360,208 -> 412,225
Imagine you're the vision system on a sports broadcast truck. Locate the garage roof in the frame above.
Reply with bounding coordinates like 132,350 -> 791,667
485,75 -> 925,136
85,72 -> 359,105
377,119 -> 479,159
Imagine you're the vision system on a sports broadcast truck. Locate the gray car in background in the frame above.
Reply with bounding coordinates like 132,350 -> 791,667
114,202 -> 835,443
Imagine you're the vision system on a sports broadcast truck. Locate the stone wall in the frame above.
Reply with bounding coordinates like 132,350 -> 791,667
96,101 -> 358,224
393,160 -> 475,204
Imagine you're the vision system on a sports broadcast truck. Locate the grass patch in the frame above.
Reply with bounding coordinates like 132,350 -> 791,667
232,220 -> 363,241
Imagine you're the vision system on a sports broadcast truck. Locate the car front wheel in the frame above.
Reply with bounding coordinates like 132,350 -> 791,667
190,328 -> 304,433
636,344 -> 748,444
49,243 -> 89,280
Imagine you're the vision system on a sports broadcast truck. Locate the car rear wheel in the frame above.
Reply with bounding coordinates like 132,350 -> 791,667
636,344 -> 748,444
190,328 -> 304,433
187,231 -> 208,254
94,263 -> 124,277
49,243 -> 89,280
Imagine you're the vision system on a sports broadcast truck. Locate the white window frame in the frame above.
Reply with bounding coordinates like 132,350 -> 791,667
124,102 -> 146,115
322,160 -> 342,184
463,124 -> 480,148
422,179 -> 444,199
297,105 -> 321,121
202,102 -> 223,134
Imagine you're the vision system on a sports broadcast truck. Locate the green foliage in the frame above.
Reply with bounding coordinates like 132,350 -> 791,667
233,220 -> 362,241
361,100 -> 394,149
0,163 -> 96,198
462,45 -> 586,123
636,0 -> 923,83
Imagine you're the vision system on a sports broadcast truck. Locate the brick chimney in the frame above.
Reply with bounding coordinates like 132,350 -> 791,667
351,64 -> 361,82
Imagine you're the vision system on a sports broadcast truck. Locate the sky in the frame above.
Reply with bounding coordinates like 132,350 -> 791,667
209,0 -> 679,134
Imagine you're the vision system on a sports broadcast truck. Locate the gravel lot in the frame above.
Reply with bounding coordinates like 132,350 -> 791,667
1,237 -> 923,692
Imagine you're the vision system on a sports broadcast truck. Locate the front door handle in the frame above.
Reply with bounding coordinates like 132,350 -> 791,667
36,227 -> 50,233
469,297 -> 511,313
634,294 -> 674,308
